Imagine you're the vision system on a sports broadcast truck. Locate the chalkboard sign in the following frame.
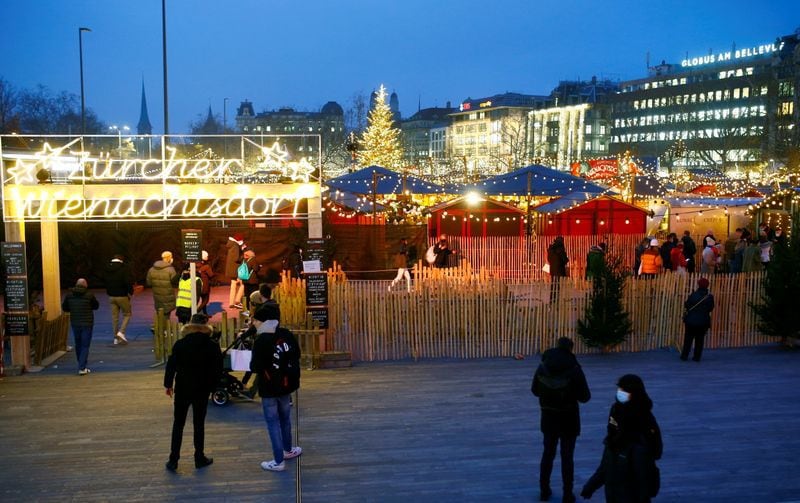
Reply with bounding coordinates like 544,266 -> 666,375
307,308 -> 329,329
4,314 -> 29,336
1,242 -> 27,276
182,229 -> 203,262
305,273 -> 328,306
4,277 -> 29,312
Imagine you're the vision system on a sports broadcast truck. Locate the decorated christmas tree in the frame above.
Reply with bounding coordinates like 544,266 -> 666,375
577,254 -> 632,352
357,85 -> 403,169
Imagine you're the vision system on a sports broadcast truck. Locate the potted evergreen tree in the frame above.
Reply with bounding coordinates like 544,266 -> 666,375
577,254 -> 632,353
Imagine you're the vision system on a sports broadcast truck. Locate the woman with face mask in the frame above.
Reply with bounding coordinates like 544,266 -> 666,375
581,374 -> 662,502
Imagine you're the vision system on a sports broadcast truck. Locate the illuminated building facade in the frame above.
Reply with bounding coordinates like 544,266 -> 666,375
234,100 -> 345,164
448,92 -> 548,176
528,78 -> 618,169
400,104 -> 456,172
609,32 -> 800,171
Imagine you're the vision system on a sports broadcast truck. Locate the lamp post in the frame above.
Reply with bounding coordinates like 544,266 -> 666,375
162,0 -> 169,136
223,97 -> 229,157
109,125 -> 130,149
345,132 -> 359,173
78,27 -> 91,135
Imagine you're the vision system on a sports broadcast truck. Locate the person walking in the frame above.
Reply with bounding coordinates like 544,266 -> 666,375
531,337 -> 591,502
633,237 -> 650,277
61,278 -> 100,375
164,313 -> 222,472
197,250 -> 216,315
389,237 -> 414,292
225,233 -> 245,308
104,254 -> 133,345
681,231 -> 697,273
581,374 -> 662,503
433,235 -> 456,269
547,236 -> 569,302
147,251 -> 177,319
681,277 -> 715,362
758,234 -> 773,271
240,249 -> 262,304
250,303 -> 302,472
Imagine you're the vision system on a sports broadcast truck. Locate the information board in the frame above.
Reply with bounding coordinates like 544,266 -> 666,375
3,314 -> 29,336
307,308 -> 328,329
181,229 -> 203,262
305,273 -> 328,306
4,278 -> 29,312
306,238 -> 326,269
1,242 -> 27,276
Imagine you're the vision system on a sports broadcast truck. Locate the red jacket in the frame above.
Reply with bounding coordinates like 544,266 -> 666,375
670,247 -> 687,270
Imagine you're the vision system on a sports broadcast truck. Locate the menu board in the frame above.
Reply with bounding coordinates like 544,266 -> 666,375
4,278 -> 29,312
4,314 -> 29,336
307,308 -> 328,329
305,273 -> 328,306
182,229 -> 203,262
1,242 -> 26,276
306,238 -> 326,269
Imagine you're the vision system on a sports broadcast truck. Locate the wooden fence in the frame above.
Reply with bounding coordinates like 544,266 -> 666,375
326,268 -> 769,361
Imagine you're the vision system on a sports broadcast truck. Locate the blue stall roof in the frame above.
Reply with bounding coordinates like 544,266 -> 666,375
467,164 -> 604,197
325,166 -> 446,195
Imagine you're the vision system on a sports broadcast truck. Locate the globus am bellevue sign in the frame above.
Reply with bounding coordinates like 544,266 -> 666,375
680,41 -> 784,68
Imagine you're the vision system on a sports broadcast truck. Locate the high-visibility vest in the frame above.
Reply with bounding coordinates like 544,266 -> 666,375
176,277 -> 201,308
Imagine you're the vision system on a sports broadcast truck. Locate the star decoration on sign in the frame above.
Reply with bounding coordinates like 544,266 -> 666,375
256,142 -> 289,171
287,159 -> 315,183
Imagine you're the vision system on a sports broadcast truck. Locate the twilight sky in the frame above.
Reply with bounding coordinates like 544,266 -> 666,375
1,0 -> 797,134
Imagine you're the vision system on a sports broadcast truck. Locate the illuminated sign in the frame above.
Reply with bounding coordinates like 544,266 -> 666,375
460,102 -> 472,111
1,140 -> 321,221
681,41 -> 784,68
479,100 -> 493,108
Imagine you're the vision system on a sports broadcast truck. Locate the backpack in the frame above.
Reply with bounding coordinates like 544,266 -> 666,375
425,245 -> 436,264
534,364 -> 573,407
237,261 -> 251,281
261,328 -> 301,396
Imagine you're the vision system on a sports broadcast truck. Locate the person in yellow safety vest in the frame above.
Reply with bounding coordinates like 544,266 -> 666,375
175,263 -> 203,324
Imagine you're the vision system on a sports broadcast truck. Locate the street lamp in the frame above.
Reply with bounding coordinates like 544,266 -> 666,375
78,27 -> 91,135
223,97 -> 229,133
109,125 -> 130,149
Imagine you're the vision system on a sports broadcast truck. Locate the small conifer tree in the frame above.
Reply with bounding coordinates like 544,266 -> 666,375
752,221 -> 800,343
577,253 -> 632,351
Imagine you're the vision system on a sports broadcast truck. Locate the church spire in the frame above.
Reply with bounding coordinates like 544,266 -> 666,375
137,79 -> 152,135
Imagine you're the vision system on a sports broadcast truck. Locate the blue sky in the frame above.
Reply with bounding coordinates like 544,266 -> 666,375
1,0 -> 797,133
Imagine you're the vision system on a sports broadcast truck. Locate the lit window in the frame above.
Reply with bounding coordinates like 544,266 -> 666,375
585,124 -> 592,134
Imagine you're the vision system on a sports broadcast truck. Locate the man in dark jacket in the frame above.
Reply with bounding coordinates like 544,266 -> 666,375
104,254 -> 133,345
433,236 -> 456,269
197,250 -> 215,315
681,231 -> 697,273
660,233 -> 677,271
146,251 -> 177,318
547,236 -> 569,303
681,277 -> 715,362
250,303 -> 302,472
61,278 -> 100,375
532,337 -> 591,502
164,313 -> 222,472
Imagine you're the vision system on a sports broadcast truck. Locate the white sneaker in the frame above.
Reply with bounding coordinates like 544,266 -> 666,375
260,460 -> 285,471
78,368 -> 91,375
283,447 -> 302,459
115,332 -> 129,345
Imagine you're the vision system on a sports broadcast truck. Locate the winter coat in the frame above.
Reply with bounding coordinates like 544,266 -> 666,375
146,260 -> 177,312
61,285 -> 99,327
250,325 -> 301,398
547,241 -> 569,277
684,287 -> 714,328
681,235 -> 697,263
639,249 -> 662,275
669,247 -> 686,271
104,260 -> 133,297
742,244 -> 763,272
224,239 -> 243,281
700,247 -> 717,274
433,241 -> 453,268
659,241 -> 675,271
531,347 -> 591,436
197,261 -> 215,295
585,246 -> 605,279
240,257 -> 262,286
582,400 -> 662,503
163,323 -> 222,398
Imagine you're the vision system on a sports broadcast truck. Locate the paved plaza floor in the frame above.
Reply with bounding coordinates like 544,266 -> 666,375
1,288 -> 800,502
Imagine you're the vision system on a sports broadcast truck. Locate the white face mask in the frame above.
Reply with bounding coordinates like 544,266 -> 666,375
616,389 -> 631,403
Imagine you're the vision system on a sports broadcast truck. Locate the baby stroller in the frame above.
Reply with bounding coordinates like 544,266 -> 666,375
211,326 -> 256,406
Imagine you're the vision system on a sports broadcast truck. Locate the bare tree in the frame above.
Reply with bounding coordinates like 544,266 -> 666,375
0,77 -> 19,133
487,111 -> 529,172
345,92 -> 368,133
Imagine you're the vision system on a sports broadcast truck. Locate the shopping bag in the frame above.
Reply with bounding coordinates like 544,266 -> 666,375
230,349 -> 252,371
